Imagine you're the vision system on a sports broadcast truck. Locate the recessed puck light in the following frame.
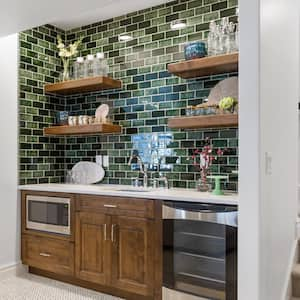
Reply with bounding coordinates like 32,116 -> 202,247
118,34 -> 133,41
170,20 -> 187,30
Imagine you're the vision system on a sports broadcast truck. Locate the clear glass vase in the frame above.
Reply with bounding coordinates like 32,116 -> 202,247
60,59 -> 70,81
196,172 -> 211,192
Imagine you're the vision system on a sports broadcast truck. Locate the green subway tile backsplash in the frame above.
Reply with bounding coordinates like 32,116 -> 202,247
19,0 -> 239,191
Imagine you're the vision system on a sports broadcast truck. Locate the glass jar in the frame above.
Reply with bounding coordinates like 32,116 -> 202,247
84,54 -> 95,77
93,52 -> 109,76
195,107 -> 205,115
235,23 -> 239,52
74,57 -> 85,79
65,170 -> 73,184
185,106 -> 194,116
207,21 -> 217,56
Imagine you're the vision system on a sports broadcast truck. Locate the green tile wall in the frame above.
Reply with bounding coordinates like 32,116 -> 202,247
19,0 -> 239,190
19,25 -> 66,185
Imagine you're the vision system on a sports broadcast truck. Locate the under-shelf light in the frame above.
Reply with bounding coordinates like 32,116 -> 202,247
118,34 -> 133,42
170,19 -> 187,30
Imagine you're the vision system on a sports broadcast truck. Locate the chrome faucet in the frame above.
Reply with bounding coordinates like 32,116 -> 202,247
128,150 -> 148,188
153,173 -> 169,189
152,158 -> 169,189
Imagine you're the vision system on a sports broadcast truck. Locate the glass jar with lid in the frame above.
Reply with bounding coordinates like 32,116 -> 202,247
84,54 -> 95,77
74,57 -> 85,79
93,52 -> 109,76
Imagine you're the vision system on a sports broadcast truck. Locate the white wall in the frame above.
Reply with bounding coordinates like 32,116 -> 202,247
0,34 -> 19,269
238,0 -> 261,298
239,0 -> 299,299
259,0 -> 299,299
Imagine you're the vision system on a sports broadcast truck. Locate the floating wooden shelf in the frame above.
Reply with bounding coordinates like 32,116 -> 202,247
44,76 -> 122,95
168,53 -> 239,79
44,123 -> 122,136
168,114 -> 238,129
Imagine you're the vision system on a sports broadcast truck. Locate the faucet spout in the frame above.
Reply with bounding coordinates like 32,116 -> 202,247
128,150 -> 148,188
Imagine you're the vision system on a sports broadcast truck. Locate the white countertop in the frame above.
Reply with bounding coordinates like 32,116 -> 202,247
19,184 -> 238,206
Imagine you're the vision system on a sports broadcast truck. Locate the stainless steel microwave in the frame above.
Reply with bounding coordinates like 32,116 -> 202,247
26,195 -> 71,235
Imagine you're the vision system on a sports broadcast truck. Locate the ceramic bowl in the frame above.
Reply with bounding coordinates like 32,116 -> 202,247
184,41 -> 207,60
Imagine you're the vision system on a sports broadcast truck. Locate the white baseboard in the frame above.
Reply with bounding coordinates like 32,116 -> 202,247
0,263 -> 27,280
282,238 -> 298,300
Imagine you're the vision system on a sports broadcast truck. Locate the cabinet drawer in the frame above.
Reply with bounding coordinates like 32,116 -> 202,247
76,194 -> 155,218
22,235 -> 74,276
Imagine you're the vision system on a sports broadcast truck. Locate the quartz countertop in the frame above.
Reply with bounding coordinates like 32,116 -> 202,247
18,184 -> 238,206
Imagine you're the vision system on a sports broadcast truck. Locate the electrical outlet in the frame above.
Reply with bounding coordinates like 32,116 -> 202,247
96,155 -> 102,166
103,155 -> 109,168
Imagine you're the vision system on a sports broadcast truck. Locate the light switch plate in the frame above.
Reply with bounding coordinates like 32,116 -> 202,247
265,152 -> 272,175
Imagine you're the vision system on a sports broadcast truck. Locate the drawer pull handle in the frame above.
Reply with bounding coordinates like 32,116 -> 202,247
104,224 -> 107,241
111,224 -> 117,243
39,253 -> 51,257
103,204 -> 117,208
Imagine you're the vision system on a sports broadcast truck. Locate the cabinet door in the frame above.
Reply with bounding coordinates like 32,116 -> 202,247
111,216 -> 155,297
75,212 -> 111,285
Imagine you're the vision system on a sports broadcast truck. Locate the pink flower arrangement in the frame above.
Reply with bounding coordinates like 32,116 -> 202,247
190,138 -> 224,184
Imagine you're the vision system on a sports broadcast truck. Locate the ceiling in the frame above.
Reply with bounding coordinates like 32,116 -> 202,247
52,0 -> 172,30
0,0 -> 170,37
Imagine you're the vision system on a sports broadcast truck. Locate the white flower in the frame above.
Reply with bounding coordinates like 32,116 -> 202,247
65,51 -> 73,58
57,36 -> 83,61
59,49 -> 67,57
69,44 -> 78,56
57,42 -> 65,49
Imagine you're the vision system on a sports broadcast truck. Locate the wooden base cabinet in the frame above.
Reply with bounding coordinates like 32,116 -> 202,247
111,216 -> 155,297
21,192 -> 162,300
76,213 -> 156,298
75,212 -> 111,286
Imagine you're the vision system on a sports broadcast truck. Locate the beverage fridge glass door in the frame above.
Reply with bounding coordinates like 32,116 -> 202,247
163,201 -> 237,300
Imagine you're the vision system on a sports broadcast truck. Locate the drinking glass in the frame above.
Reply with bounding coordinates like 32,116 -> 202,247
65,170 -> 73,184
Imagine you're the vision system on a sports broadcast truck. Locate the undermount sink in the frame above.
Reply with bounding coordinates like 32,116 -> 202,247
116,188 -> 152,193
